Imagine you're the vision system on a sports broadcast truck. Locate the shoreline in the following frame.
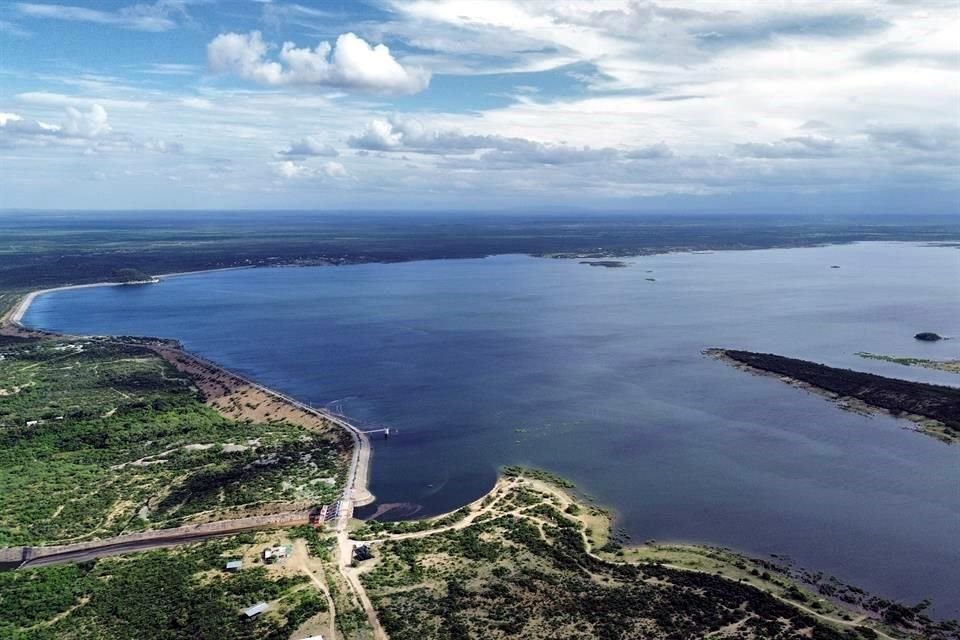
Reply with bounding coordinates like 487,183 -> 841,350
353,470 -> 921,639
8,239 -> 944,328
2,265 -> 255,327
2,278 -> 376,511
147,344 -> 375,509
707,348 -> 959,444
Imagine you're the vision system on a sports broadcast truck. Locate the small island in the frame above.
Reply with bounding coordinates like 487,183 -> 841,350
579,260 -> 629,268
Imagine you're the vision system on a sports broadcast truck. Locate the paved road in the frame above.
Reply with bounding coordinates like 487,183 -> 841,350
19,512 -> 308,568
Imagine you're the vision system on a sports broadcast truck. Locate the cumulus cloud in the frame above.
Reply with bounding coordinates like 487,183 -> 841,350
735,136 -> 837,159
272,160 -> 347,179
278,136 -> 339,158
207,31 -> 430,94
0,105 -> 111,143
62,104 -> 111,138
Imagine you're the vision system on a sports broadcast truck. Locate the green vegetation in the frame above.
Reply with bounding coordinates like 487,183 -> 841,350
353,507 -> 471,540
289,525 -> 335,560
0,336 -> 346,545
857,352 -> 960,375
111,267 -> 154,283
358,475 -> 900,640
503,465 -> 575,487
1,211 -> 957,291
0,534 -> 325,640
0,291 -> 24,321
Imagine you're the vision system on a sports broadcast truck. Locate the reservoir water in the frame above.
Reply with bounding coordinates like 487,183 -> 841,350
25,242 -> 960,616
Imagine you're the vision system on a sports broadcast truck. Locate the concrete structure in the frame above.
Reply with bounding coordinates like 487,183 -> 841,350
0,510 -> 311,569
309,505 -> 328,528
262,545 -> 290,564
225,560 -> 242,571
353,544 -> 373,562
243,602 -> 269,618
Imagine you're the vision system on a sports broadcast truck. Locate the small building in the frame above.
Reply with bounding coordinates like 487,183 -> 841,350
225,560 -> 243,572
243,602 -> 269,618
353,544 -> 373,562
262,545 -> 290,564
309,505 -> 328,528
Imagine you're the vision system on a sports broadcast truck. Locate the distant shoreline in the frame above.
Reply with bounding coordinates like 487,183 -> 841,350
3,265 -> 254,327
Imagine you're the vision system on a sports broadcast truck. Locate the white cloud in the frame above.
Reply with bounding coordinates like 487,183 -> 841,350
278,136 -> 339,158
141,63 -> 200,76
62,104 -> 111,138
0,105 -> 111,142
479,143 -> 617,166
735,136 -> 837,159
179,97 -> 214,110
0,112 -> 59,137
15,1 -> 188,32
3,1 -> 958,210
321,161 -> 347,177
16,92 -> 149,110
348,118 -> 408,150
142,139 -> 184,153
0,19 -> 31,37
866,124 -> 960,153
347,116 -> 621,165
271,160 -> 348,179
207,31 -> 431,94
625,142 -> 674,160
0,113 -> 21,126
273,160 -> 309,179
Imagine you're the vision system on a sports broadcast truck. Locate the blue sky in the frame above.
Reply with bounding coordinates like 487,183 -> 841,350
1,0 -> 958,212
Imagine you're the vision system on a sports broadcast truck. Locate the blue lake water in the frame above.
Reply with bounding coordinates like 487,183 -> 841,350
25,242 -> 960,616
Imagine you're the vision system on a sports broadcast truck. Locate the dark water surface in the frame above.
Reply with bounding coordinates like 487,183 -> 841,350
26,242 -> 960,616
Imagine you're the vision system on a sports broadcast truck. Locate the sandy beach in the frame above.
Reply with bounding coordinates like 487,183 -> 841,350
4,282 -> 121,327
2,265 -> 254,328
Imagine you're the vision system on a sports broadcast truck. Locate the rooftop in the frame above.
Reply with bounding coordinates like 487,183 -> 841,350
243,602 -> 269,618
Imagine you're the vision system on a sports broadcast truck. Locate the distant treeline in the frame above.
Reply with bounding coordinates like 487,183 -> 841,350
723,350 -> 960,433
1,212 -> 958,290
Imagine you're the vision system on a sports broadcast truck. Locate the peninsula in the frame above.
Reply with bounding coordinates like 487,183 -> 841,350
710,349 -> 960,442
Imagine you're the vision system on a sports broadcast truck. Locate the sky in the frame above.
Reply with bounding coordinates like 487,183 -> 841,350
0,0 -> 958,212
